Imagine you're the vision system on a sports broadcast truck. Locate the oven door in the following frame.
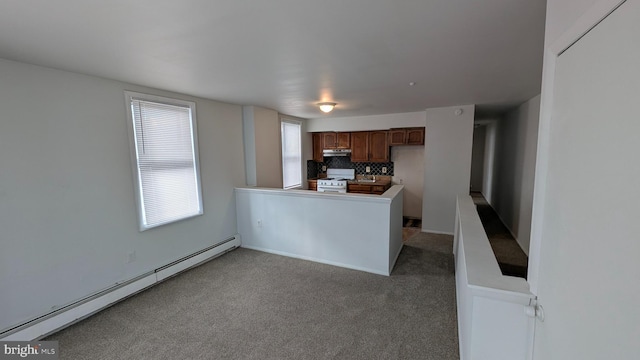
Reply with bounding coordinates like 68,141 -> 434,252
317,185 -> 346,193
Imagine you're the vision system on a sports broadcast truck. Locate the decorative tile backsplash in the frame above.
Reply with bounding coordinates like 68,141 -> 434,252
307,160 -> 318,179
307,157 -> 394,178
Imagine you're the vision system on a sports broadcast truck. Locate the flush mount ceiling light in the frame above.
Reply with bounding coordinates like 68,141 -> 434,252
318,102 -> 337,113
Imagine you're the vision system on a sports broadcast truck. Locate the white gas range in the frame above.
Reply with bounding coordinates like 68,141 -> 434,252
317,168 -> 355,193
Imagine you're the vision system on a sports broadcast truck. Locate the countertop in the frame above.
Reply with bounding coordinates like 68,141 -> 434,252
308,175 -> 392,186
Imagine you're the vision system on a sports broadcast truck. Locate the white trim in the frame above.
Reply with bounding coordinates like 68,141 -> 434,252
155,236 -> 241,282
1,236 -> 241,340
123,91 -> 204,231
1,274 -> 156,341
234,186 -> 401,204
389,241 -> 404,274
527,0 -> 626,296
421,229 -> 454,236
241,245 -> 390,276
280,117 -> 303,190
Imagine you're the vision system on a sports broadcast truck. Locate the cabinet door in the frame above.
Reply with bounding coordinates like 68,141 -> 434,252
312,133 -> 323,162
347,184 -> 371,193
350,132 -> 369,162
388,129 -> 406,146
336,132 -> 351,149
368,131 -> 389,162
322,132 -> 337,149
406,128 -> 425,145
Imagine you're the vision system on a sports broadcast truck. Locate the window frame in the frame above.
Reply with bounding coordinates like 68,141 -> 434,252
280,118 -> 303,189
124,91 -> 204,231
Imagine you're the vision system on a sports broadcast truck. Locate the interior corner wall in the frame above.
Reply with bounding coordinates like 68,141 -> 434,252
544,0 -> 601,47
0,58 -> 246,332
243,106 -> 283,188
391,146 -> 425,218
482,120 -> 498,204
242,106 -> 258,186
422,104 -> 475,234
490,95 -> 541,255
470,125 -> 487,192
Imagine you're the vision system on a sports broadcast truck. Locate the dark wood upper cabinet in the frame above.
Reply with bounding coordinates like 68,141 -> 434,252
389,127 -> 425,146
336,132 -> 351,148
322,132 -> 350,149
388,129 -> 406,146
322,132 -> 337,149
406,128 -> 425,145
312,133 -> 323,162
311,127 -> 419,163
368,131 -> 389,162
350,132 -> 369,162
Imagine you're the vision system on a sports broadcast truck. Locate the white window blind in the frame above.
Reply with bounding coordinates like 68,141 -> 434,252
281,120 -> 302,189
125,92 -> 203,230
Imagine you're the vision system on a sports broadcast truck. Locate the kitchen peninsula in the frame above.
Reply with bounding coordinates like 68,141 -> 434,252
235,185 -> 404,275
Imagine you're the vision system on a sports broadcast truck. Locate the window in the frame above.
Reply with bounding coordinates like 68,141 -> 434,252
125,91 -> 203,230
281,119 -> 302,189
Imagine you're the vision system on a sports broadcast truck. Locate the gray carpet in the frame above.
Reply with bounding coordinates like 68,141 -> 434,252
45,233 -> 459,360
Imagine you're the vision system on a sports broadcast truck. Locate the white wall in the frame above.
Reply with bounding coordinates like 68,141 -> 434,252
306,111 -> 426,132
482,121 -> 498,204
470,126 -> 486,192
391,146 -> 424,218
242,105 -> 282,189
0,59 -> 246,332
242,106 -> 258,186
545,0 -> 602,46
236,187 -> 404,275
531,1 -> 640,359
490,95 -> 540,255
422,105 -> 475,234
454,195 -> 534,360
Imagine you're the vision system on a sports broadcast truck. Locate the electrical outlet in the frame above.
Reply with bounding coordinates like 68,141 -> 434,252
382,167 -> 387,174
399,178 -> 404,184
322,166 -> 327,171
366,166 -> 371,173
257,219 -> 262,228
127,251 -> 136,263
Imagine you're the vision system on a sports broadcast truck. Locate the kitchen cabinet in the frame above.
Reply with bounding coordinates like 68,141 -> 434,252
368,131 -> 389,162
322,132 -> 350,149
312,133 -> 323,162
406,128 -> 425,145
347,182 -> 390,195
388,129 -> 406,145
349,131 -> 389,162
389,127 -> 425,146
350,132 -> 369,162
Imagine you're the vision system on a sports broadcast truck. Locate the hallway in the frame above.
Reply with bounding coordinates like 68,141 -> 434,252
470,192 -> 528,278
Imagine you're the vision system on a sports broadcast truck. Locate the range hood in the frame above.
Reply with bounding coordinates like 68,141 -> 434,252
323,149 -> 351,157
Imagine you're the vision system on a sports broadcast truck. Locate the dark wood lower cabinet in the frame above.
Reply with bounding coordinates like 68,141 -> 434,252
347,183 -> 390,195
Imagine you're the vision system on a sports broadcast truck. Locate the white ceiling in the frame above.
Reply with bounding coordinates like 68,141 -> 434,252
0,0 -> 546,119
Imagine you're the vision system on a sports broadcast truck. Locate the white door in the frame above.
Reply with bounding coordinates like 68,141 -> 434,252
533,1 -> 640,358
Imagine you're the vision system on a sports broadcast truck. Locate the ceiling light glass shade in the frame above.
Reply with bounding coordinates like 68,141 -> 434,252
318,102 -> 336,113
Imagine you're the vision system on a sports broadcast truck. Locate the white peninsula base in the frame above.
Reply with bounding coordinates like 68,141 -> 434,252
235,185 -> 404,276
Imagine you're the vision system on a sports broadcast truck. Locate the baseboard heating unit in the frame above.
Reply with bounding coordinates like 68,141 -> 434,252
0,235 -> 241,341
